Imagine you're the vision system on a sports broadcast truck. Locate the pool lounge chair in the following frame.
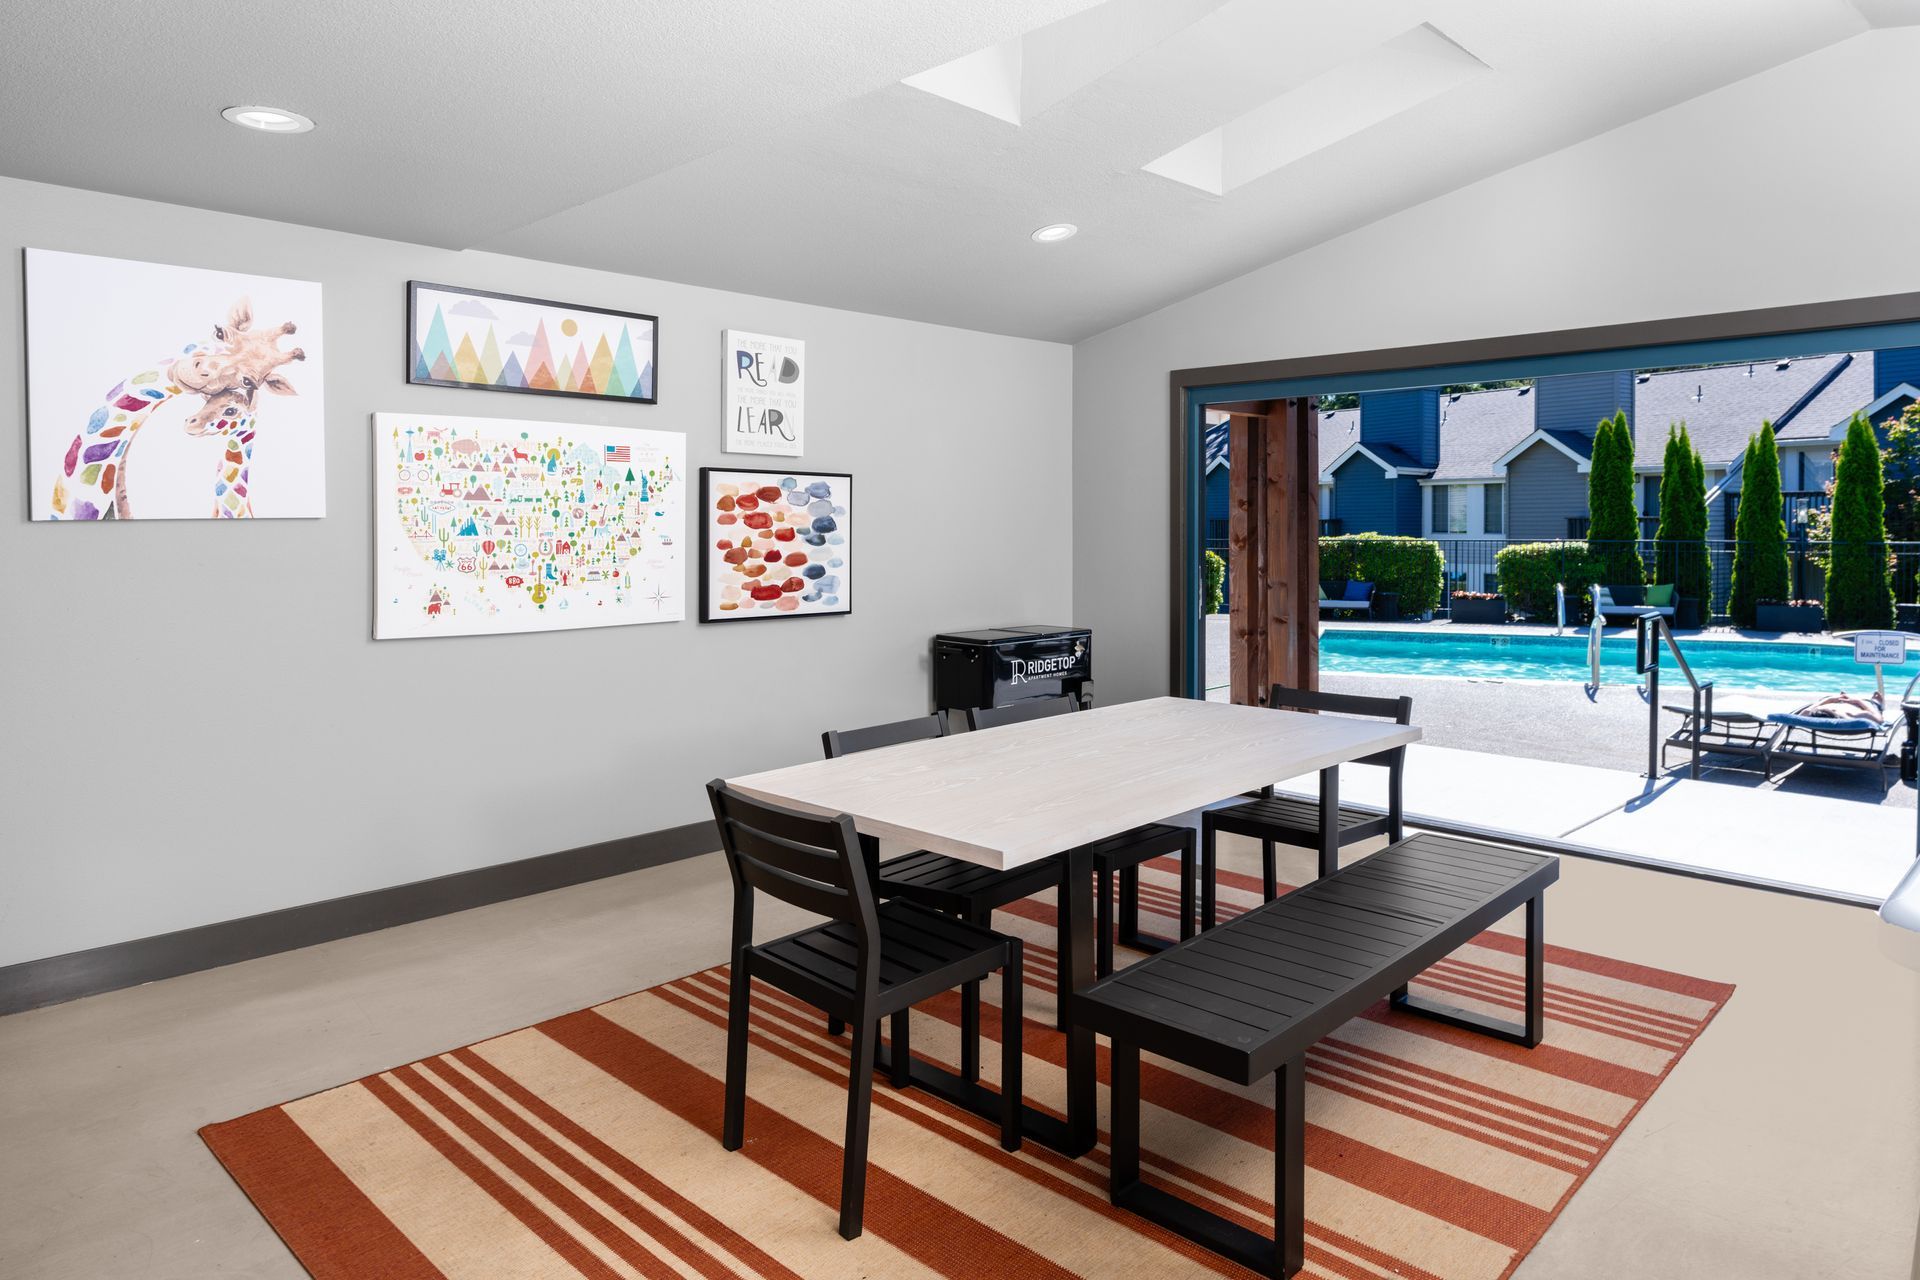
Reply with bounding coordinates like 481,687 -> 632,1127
1661,693 -> 1790,772
1764,697 -> 1904,784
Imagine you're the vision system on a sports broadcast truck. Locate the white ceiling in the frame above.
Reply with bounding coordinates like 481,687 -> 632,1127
0,0 -> 1904,342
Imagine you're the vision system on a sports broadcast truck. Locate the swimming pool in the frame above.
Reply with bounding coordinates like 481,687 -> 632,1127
1319,629 -> 1896,693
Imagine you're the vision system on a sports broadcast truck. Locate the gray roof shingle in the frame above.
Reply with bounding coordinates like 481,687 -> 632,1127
1632,353 -> 1865,467
1207,352 -> 1880,487
1430,386 -> 1535,480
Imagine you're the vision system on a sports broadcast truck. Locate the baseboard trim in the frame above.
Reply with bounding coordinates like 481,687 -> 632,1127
0,820 -> 718,1017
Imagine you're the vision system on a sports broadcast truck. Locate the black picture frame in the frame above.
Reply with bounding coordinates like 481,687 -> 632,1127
698,466 -> 852,623
405,280 -> 659,405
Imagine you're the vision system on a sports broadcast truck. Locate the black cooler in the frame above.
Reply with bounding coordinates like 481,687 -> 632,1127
931,625 -> 1092,714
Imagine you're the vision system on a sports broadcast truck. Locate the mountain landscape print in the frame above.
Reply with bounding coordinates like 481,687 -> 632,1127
407,282 -> 657,404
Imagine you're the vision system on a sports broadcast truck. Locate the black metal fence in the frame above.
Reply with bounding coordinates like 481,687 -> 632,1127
1435,536 -> 1920,621
1199,532 -> 1920,623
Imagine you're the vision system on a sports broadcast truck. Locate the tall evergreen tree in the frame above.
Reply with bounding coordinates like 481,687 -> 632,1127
1728,421 -> 1790,627
1691,446 -> 1714,613
1586,410 -> 1644,584
1653,425 -> 1688,586
1653,423 -> 1712,616
1824,412 -> 1895,631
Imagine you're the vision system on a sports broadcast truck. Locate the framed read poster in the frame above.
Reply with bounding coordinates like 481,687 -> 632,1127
722,330 -> 804,456
699,467 -> 849,621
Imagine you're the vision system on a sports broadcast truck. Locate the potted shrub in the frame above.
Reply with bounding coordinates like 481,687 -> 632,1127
1449,590 -> 1507,625
1755,598 -> 1825,633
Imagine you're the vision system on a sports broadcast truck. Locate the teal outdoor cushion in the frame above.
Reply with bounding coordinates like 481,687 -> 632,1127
1644,584 -> 1675,607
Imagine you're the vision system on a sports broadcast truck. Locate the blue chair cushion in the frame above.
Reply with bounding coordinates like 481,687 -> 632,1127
1343,580 -> 1374,602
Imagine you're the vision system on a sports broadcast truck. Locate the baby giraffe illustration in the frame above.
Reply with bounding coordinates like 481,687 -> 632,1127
49,298 -> 305,519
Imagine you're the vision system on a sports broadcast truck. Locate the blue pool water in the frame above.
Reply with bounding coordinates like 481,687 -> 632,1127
1320,630 -> 1889,693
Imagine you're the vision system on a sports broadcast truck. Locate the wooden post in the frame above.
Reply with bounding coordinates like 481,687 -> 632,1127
1225,400 -> 1320,703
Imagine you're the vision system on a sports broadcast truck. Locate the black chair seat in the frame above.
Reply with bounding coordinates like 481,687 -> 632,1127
754,900 -> 1015,1018
876,849 -> 1061,914
1208,794 -> 1388,847
1201,686 -> 1413,928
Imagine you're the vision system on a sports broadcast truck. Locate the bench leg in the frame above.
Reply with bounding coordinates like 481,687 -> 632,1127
1118,863 -> 1141,945
1107,1044 -> 1307,1279
1391,892 -> 1546,1048
1261,839 -> 1277,901
1274,1054 -> 1306,1278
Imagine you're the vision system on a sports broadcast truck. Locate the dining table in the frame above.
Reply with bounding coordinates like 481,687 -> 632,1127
724,694 -> 1423,1156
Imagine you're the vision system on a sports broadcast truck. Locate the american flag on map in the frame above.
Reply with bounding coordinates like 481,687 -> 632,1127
605,444 -> 631,465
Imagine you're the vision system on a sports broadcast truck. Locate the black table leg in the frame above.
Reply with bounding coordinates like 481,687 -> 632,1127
1062,842 -> 1097,1156
1317,764 -> 1340,880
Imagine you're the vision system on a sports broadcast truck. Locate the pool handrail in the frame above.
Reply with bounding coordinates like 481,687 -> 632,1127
1635,611 -> 1714,779
1555,582 -> 1566,637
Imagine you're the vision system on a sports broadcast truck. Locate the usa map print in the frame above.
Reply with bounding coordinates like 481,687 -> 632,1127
374,413 -> 684,639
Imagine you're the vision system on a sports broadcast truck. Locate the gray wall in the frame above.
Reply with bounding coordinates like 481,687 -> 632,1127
1504,444 -> 1588,542
0,176 -> 1073,967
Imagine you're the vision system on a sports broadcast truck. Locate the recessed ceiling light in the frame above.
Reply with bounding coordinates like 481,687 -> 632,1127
221,105 -> 314,134
1031,223 -> 1078,243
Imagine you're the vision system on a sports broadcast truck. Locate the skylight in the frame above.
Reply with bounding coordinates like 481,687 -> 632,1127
1143,23 -> 1487,196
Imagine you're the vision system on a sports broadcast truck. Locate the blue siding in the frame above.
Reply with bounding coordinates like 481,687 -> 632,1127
1534,370 -> 1634,439
1395,472 -> 1422,534
1877,347 -> 1920,401
1332,455 -> 1397,534
1203,464 -> 1229,536
1357,388 -> 1439,468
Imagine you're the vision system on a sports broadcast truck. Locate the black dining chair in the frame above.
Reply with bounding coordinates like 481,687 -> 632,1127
819,711 -> 1061,1068
1201,685 -> 1412,928
708,780 -> 1022,1241
965,697 -> 1198,995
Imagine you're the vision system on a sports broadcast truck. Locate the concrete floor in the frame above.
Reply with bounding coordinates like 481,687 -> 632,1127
2,838 -> 1916,1279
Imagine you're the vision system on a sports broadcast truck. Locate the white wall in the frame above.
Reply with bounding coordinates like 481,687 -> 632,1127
1074,27 -> 1920,701
0,177 -> 1073,967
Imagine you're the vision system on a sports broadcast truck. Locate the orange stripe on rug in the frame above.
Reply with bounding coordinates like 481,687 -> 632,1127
199,1106 -> 446,1280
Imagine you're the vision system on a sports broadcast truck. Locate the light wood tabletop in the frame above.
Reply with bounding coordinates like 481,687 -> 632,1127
726,696 -> 1421,869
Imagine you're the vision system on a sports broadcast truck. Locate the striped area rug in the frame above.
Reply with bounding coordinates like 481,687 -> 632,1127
202,858 -> 1732,1279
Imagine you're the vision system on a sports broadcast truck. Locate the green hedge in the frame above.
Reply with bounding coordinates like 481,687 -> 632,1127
1494,541 -> 1603,622
1202,549 -> 1226,615
1319,534 -> 1442,616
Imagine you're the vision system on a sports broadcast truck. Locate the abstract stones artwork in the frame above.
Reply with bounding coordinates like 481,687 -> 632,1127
699,468 -> 851,622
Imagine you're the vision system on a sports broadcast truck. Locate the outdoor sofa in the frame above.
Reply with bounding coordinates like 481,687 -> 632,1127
1592,582 -> 1676,622
1318,579 -> 1374,619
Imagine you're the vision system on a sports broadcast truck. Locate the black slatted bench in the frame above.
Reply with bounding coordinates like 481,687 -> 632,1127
1074,832 -> 1559,1278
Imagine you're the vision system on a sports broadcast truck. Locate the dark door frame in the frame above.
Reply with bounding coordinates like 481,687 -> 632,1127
1168,289 -> 1920,697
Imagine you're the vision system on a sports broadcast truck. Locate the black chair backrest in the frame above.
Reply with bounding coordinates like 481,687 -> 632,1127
707,781 -> 879,962
965,693 -> 1085,732
1266,685 -> 1412,769
821,711 -> 948,760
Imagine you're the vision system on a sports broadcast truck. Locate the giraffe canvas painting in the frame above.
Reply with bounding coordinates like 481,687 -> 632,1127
26,249 -> 326,521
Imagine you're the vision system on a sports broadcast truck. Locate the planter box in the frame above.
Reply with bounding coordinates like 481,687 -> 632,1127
1675,596 -> 1703,630
1450,596 -> 1508,625
1756,603 -> 1824,633
1373,591 -> 1401,623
